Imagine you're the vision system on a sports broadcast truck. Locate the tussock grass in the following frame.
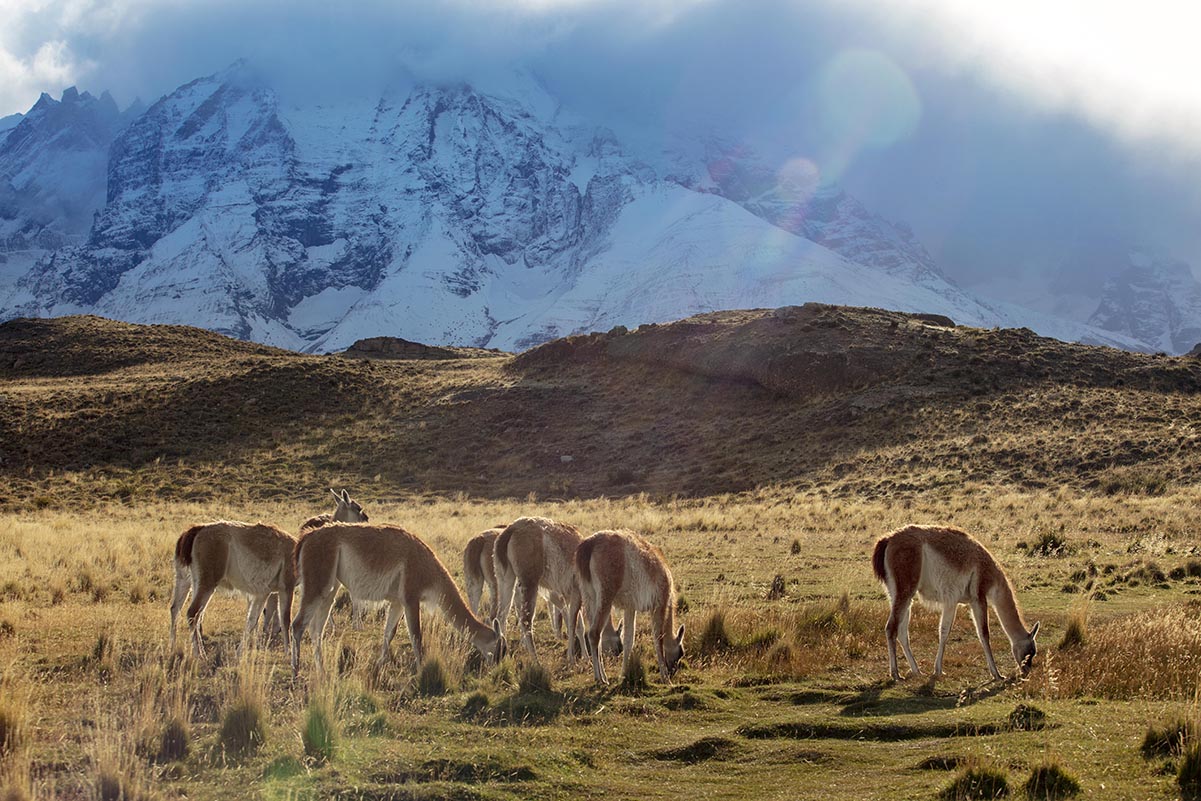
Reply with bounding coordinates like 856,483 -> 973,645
1007,703 -> 1047,732
940,765 -> 1009,800
0,668 -> 31,801
218,655 -> 268,761
517,660 -> 553,695
1058,605 -> 1087,651
620,649 -> 649,694
91,706 -> 154,801
697,609 -> 733,655
416,656 -> 451,697
302,700 -> 337,764
1182,738 -> 1201,801
1024,762 -> 1080,799
1143,719 -> 1192,758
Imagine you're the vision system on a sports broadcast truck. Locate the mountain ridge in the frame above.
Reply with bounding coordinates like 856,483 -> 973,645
0,62 -> 1183,354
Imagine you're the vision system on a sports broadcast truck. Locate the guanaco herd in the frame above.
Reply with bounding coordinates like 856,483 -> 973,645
169,491 -> 1040,686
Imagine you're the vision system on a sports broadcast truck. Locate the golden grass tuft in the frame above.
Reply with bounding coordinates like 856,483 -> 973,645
696,609 -> 732,655
1025,604 -> 1201,700
1058,605 -> 1087,651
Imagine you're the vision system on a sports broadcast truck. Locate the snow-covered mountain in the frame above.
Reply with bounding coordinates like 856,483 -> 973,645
1088,251 -> 1201,354
0,62 -> 1161,353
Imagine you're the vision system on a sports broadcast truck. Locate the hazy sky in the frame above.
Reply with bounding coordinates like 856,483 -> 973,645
1,0 -> 1198,286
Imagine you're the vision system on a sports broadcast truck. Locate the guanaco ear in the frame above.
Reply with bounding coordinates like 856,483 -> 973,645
1030,621 -> 1040,640
341,489 -> 351,503
492,618 -> 502,637
676,624 -> 685,643
330,488 -> 340,500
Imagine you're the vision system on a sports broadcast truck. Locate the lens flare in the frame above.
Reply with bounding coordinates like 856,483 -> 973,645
816,48 -> 921,150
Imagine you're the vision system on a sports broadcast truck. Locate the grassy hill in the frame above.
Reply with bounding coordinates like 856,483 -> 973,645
2,305 -> 1198,510
4,308 -> 1201,800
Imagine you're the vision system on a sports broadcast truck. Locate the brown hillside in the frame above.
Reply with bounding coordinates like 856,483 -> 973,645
2,306 -> 1199,509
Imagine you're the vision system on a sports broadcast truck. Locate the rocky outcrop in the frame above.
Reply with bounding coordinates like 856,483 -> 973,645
1088,252 -> 1201,354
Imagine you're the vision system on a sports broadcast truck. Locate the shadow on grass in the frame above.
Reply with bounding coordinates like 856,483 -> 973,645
836,676 -> 1015,717
737,718 -> 1005,742
460,684 -> 613,727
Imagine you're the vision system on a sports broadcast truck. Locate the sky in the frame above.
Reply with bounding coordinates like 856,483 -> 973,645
1,0 -> 1199,290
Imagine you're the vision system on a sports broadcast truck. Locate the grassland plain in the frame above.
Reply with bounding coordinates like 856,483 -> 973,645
2,307 -> 1201,799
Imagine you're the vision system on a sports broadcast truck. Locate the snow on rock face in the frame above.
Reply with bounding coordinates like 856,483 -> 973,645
1089,252 -> 1201,354
0,62 -> 1174,353
0,88 -> 125,250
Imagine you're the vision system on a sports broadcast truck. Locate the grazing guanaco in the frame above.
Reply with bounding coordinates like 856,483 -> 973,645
494,517 -> 622,664
575,529 -> 684,685
298,489 -> 371,629
872,524 -> 1040,681
290,523 -> 505,676
463,526 -> 506,620
169,521 -> 296,657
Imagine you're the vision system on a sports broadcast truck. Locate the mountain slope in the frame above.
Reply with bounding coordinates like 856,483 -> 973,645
1088,251 -> 1201,353
0,63 -> 1167,353
3,308 -> 1199,507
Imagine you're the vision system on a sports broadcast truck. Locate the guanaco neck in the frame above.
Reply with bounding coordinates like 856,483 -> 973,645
429,564 -> 494,641
988,575 -> 1029,645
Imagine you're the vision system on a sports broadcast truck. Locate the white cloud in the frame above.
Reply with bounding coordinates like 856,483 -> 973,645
843,0 -> 1201,159
0,38 -> 95,116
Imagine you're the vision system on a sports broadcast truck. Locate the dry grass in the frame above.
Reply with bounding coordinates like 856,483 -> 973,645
1025,604 -> 1201,700
7,312 -> 1201,797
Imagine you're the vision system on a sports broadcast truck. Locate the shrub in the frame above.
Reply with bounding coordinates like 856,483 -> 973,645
302,702 -> 337,764
416,656 -> 450,697
765,574 -> 787,600
790,539 -> 802,555
941,765 -> 1009,799
1025,762 -> 1080,799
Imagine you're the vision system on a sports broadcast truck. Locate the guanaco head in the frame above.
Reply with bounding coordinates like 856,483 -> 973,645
602,619 -> 624,657
477,618 -> 507,664
1014,620 -> 1040,675
664,624 -> 686,676
331,488 -> 368,523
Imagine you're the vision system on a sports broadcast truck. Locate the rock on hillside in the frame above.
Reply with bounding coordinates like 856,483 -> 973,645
342,336 -> 500,360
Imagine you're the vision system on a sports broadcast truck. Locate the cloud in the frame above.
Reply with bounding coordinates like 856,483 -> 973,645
836,0 -> 1201,160
0,0 -> 1197,280
0,37 -> 96,117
